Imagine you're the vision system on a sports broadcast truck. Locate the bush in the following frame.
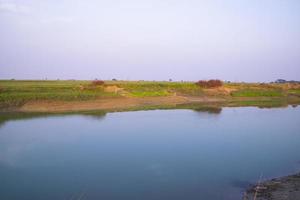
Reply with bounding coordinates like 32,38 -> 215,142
91,80 -> 105,86
195,80 -> 223,88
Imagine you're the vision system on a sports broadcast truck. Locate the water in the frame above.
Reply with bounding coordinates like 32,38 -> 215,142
0,107 -> 300,200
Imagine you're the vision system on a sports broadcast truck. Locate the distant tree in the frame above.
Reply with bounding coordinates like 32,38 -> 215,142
195,79 -> 223,88
275,79 -> 286,83
91,80 -> 105,86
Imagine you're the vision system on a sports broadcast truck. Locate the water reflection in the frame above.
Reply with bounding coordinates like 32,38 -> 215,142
0,111 -> 107,128
1,103 -> 298,126
0,106 -> 300,200
230,180 -> 252,189
193,107 -> 222,114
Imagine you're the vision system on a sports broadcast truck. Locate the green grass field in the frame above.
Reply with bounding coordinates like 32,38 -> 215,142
0,80 -> 300,109
114,81 -> 204,97
0,80 -> 118,108
230,88 -> 284,97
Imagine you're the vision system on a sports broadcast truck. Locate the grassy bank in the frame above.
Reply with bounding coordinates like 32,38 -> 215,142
0,80 -> 118,108
0,80 -> 300,111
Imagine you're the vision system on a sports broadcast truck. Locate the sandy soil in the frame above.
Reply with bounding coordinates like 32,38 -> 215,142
4,95 -> 291,113
18,96 -> 226,113
243,173 -> 300,200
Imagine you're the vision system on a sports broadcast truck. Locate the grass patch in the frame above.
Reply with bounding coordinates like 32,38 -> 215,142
231,88 -> 284,97
288,89 -> 300,96
0,80 -> 118,108
114,81 -> 204,97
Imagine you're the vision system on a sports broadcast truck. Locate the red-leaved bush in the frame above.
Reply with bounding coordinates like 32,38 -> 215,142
91,80 -> 105,86
195,80 -> 223,88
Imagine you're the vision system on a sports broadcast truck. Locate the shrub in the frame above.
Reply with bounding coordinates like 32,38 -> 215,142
195,80 -> 223,88
91,80 -> 105,86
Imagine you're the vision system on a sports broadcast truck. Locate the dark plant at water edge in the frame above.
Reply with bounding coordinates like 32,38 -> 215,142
195,80 -> 223,88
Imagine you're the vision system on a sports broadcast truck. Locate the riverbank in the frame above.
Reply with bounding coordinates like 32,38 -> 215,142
1,80 -> 300,113
244,173 -> 300,200
1,95 -> 299,113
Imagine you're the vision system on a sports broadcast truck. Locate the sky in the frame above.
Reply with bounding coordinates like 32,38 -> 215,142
0,0 -> 299,82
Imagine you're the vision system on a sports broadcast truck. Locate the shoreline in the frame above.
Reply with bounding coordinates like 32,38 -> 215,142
1,96 -> 298,114
243,173 -> 300,200
1,80 -> 300,113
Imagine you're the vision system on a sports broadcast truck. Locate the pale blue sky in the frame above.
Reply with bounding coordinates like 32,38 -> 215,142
0,0 -> 299,81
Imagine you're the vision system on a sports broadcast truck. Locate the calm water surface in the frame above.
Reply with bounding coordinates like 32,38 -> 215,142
0,107 -> 300,200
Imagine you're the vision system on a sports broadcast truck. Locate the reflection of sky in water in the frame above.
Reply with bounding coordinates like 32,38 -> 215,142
0,107 -> 300,200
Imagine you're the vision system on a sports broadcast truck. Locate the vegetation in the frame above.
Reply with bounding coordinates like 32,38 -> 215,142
0,80 -> 300,110
114,81 -> 204,97
0,80 -> 118,108
288,89 -> 300,95
230,88 -> 284,97
195,79 -> 223,88
91,80 -> 105,86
